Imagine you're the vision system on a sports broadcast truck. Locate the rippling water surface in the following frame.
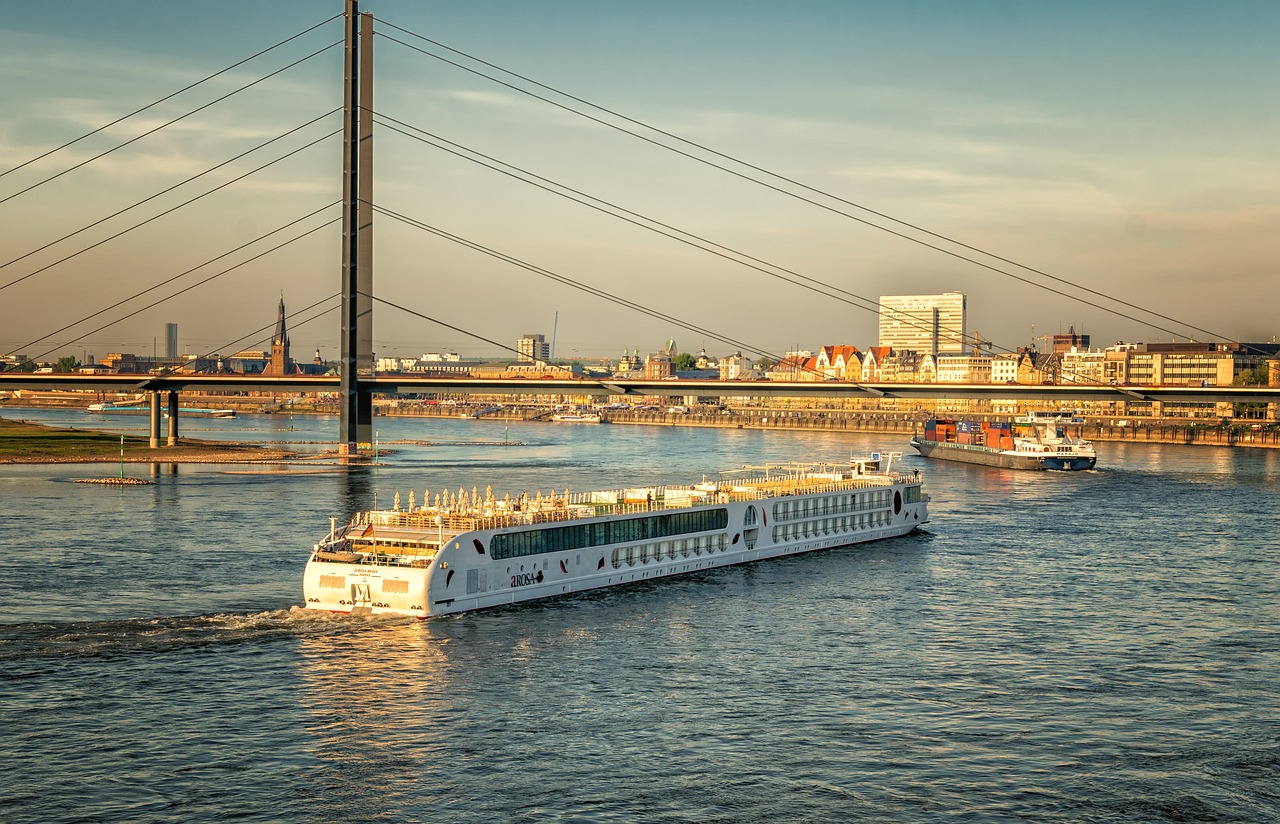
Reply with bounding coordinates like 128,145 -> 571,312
2,409 -> 1278,822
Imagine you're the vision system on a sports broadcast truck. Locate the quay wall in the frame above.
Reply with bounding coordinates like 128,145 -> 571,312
5,395 -> 1278,449
385,405 -> 1280,450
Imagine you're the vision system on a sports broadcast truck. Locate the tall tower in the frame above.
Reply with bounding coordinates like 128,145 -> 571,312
265,296 -> 294,376
339,0 -> 374,453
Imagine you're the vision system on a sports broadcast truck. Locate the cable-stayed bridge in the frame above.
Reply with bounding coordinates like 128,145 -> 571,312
2,2 -> 1277,452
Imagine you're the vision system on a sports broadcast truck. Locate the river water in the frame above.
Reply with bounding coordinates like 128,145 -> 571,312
1,408 -> 1277,822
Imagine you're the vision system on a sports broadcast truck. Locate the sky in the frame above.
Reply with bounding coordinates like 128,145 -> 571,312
1,1 -> 1277,364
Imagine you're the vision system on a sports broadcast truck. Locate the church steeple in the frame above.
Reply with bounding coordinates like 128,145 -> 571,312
266,293 -> 294,376
273,294 -> 289,348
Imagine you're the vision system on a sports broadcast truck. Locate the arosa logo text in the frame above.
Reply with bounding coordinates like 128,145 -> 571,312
511,570 -> 545,588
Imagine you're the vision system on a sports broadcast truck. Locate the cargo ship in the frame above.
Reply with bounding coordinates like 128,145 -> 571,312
303,453 -> 928,617
910,411 -> 1096,471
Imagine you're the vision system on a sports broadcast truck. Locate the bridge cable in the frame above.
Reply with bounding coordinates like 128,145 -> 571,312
377,112 -> 1034,360
374,115 -> 1112,385
4,202 -> 339,358
0,13 -> 341,180
376,22 -> 1248,351
374,203 -> 1111,386
1,109 -> 340,273
0,40 -> 341,207
373,203 -> 803,370
192,294 -> 342,371
3,216 -> 340,370
0,129 -> 341,294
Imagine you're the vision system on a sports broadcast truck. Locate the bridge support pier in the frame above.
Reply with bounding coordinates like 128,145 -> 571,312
1268,360 -> 1279,422
167,391 -> 179,446
149,391 -> 161,449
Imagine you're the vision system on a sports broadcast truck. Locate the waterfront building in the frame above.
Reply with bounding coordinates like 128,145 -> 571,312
1059,346 -> 1106,384
769,355 -> 819,381
644,352 -> 673,380
860,346 -> 892,382
878,292 -> 967,356
880,351 -> 935,383
991,353 -> 1020,384
718,352 -> 753,380
1100,341 -> 1247,419
815,345 -> 861,380
1017,350 -> 1058,384
517,334 -> 550,364
376,357 -> 420,373
224,350 -> 268,374
936,353 -> 992,384
1050,327 -> 1089,353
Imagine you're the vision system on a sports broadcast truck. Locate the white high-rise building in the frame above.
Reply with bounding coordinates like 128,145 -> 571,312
877,292 -> 967,356
517,333 -> 550,364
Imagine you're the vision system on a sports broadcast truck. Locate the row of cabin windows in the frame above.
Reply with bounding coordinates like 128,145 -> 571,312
771,489 -> 891,522
772,512 -> 890,542
610,533 -> 730,569
491,508 -> 729,560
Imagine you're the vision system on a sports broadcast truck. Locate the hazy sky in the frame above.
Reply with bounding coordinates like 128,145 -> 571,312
2,1 -> 1277,363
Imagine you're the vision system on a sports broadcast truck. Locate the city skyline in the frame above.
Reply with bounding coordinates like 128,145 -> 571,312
2,1 -> 1277,363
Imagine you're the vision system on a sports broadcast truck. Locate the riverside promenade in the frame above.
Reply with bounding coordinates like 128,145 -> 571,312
6,395 -> 1278,451
382,403 -> 1280,451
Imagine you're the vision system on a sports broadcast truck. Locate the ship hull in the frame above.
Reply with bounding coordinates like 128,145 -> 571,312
910,437 -> 1095,471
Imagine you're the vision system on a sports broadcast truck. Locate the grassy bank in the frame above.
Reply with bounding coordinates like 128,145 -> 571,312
0,418 -> 297,464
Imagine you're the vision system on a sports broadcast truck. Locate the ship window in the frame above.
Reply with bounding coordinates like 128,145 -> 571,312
640,545 -> 650,564
611,548 -> 622,569
319,575 -> 345,589
490,508 -> 729,560
382,579 -> 409,594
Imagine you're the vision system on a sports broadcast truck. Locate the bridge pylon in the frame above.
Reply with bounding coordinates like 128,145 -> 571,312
339,0 -> 374,455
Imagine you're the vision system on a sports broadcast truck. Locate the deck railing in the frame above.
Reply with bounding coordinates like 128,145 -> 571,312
349,469 -> 909,537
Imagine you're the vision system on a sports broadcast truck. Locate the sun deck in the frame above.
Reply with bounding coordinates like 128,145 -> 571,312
333,461 -> 911,549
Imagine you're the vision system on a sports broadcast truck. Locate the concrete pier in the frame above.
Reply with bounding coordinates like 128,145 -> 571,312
149,391 -> 161,449
167,391 -> 179,446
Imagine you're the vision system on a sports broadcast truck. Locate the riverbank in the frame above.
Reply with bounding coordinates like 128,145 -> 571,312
6,398 -> 1278,453
0,418 -> 300,464
391,405 -> 1280,449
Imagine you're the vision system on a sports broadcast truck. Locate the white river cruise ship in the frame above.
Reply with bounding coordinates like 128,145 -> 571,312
303,453 -> 929,617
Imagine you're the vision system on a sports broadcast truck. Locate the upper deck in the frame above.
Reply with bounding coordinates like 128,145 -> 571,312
332,459 -> 915,551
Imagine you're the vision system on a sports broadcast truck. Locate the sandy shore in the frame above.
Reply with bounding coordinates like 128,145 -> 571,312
0,417 -> 307,465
